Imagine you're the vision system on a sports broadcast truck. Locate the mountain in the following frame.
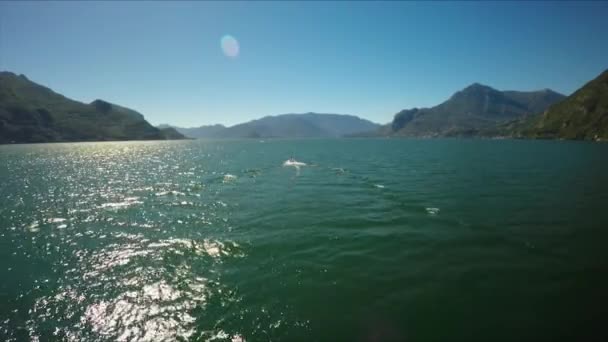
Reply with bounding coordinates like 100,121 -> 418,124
388,84 -> 565,137
0,71 -> 185,143
515,69 -> 608,141
158,127 -> 188,140
159,124 -> 227,139
166,113 -> 380,139
219,113 -> 380,138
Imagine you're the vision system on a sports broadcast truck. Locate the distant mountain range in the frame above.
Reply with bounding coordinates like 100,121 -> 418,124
377,69 -> 608,141
0,71 -> 185,144
157,123 -> 227,139
3,69 -> 607,144
382,83 -> 566,137
163,113 -> 381,139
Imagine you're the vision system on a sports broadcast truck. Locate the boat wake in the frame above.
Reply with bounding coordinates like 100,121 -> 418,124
283,158 -> 306,177
283,159 -> 307,167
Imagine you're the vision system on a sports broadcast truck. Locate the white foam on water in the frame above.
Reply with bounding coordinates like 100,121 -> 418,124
374,184 -> 385,189
99,197 -> 142,209
205,330 -> 245,341
231,334 -> 246,342
154,191 -> 185,197
27,221 -> 40,232
426,207 -> 440,215
223,174 -> 237,183
147,238 -> 242,259
208,330 -> 229,340
283,159 -> 306,167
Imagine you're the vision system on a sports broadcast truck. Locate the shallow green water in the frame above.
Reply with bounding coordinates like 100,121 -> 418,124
1,138 -> 608,341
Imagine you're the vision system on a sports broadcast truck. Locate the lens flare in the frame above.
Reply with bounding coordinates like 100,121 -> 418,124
221,35 -> 239,58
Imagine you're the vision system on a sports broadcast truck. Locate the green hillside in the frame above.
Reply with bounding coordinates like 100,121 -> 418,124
389,84 -> 565,137
517,69 -> 608,141
0,71 -> 185,143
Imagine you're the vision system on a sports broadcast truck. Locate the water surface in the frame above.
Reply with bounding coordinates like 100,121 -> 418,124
1,139 -> 607,341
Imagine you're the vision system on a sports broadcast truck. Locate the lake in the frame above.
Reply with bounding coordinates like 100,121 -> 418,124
1,138 -> 607,341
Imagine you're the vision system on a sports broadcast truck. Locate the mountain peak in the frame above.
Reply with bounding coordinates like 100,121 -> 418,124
0,71 -> 17,77
540,88 -> 561,95
91,99 -> 113,113
0,71 -> 29,82
447,83 -> 501,102
462,82 -> 495,92
390,81 -> 566,137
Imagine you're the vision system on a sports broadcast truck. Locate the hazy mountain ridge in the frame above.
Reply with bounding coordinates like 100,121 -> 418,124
158,124 -> 227,139
167,113 -> 380,139
158,127 -> 189,140
387,83 -> 565,137
0,71 -> 185,143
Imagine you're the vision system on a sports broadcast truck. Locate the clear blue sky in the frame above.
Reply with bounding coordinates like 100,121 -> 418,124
1,1 -> 607,126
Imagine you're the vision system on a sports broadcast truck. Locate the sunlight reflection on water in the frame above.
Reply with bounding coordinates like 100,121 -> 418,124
27,236 -> 243,341
3,139 -> 607,341
0,142 -> 248,341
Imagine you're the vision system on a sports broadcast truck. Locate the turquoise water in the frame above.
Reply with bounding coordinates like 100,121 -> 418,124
1,139 -> 608,341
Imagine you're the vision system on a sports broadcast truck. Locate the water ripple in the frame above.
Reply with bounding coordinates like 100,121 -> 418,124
1,139 -> 608,341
